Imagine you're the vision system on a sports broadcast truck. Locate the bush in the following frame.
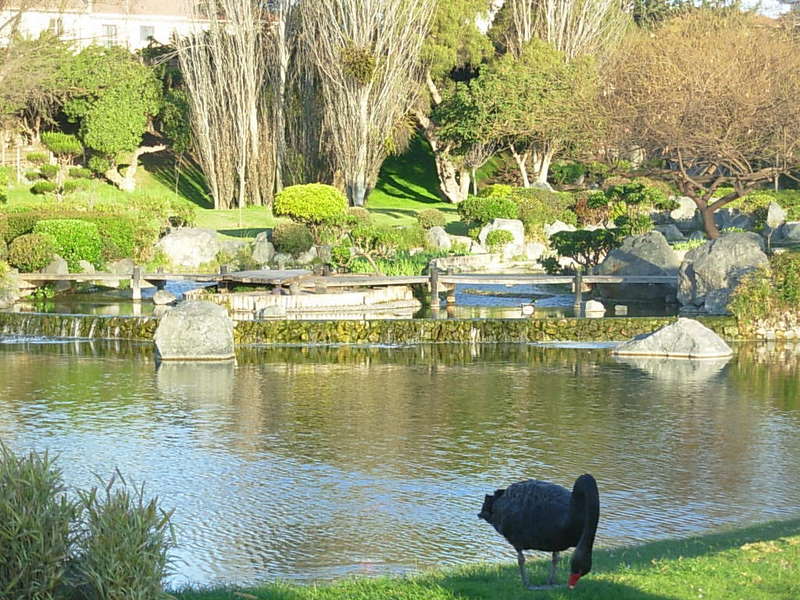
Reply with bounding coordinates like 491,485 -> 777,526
347,206 -> 372,226
550,229 -> 622,270
26,152 -> 48,165
88,216 -> 138,260
0,238 -> 6,261
63,178 -> 94,194
41,131 -> 82,158
486,229 -> 515,252
614,213 -> 654,237
729,252 -> 800,324
74,473 -> 175,600
31,180 -> 57,195
550,161 -> 587,185
69,166 -> 94,179
510,188 -> 577,238
479,184 -> 514,199
1,212 -> 40,243
273,183 -> 348,225
457,195 -> 518,225
0,444 -> 75,600
25,170 -> 41,181
417,208 -> 447,230
349,250 -> 449,276
8,233 -> 56,271
349,223 -> 425,258
39,164 -> 59,180
573,190 -> 609,226
271,222 -> 314,257
34,219 -> 103,269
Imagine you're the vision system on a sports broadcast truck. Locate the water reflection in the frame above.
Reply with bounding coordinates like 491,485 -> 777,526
0,341 -> 798,588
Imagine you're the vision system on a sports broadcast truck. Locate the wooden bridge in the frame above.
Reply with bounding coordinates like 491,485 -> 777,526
16,266 -> 676,309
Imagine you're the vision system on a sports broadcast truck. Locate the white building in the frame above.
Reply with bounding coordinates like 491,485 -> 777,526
2,1 -> 209,50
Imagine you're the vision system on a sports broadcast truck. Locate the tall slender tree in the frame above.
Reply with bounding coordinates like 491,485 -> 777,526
300,0 -> 436,206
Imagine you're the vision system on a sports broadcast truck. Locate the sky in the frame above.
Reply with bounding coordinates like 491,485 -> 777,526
747,0 -> 794,17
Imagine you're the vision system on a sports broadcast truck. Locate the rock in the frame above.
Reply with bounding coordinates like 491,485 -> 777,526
156,228 -> 221,269
776,222 -> 800,244
714,208 -> 753,232
677,232 -> 768,314
524,241 -> 546,262
219,238 -> 249,256
316,245 -> 332,264
426,226 -> 452,251
294,246 -> 318,265
613,354 -> 731,382
531,181 -> 554,192
670,196 -> 697,229
583,300 -> 606,317
612,317 -> 733,358
273,252 -> 292,269
478,219 -> 525,248
78,260 -> 95,274
544,220 -> 577,239
154,300 -> 235,361
0,267 -> 21,309
258,305 -> 288,318
688,231 -> 707,241
252,232 -> 276,266
595,231 -> 680,301
43,255 -> 68,275
655,224 -> 685,242
152,290 -> 177,305
106,258 -> 135,275
766,202 -> 787,230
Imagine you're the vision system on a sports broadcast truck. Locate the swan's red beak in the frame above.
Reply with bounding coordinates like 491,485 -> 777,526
567,573 -> 582,589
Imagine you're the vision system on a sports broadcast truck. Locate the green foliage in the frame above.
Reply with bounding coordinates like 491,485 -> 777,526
74,472 -> 175,600
158,89 -> 191,154
33,219 -> 103,269
273,184 -> 349,225
0,168 -> 7,205
349,223 -> 426,259
349,250 -> 449,276
25,170 -> 42,181
31,180 -> 57,195
347,206 -> 372,226
340,44 -> 376,85
0,239 -> 6,261
26,152 -> 49,165
510,188 -> 578,238
88,155 -> 112,174
485,229 -> 514,252
614,213 -> 654,237
271,222 -> 314,257
550,161 -> 587,185
40,164 -> 59,181
550,229 -> 622,270
0,443 -> 76,600
41,131 -> 83,159
8,233 -> 55,272
63,178 -> 94,194
457,195 -> 518,225
417,209 -> 447,230
69,167 -> 93,179
423,0 -> 494,82
573,190 -> 610,226
672,238 -> 706,251
479,184 -> 513,199
730,252 -> 800,324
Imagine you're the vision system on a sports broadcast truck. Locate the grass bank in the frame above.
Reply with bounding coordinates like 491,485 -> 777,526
174,519 -> 800,600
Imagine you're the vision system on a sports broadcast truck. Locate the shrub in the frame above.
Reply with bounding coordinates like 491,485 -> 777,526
69,166 -> 93,179
41,131 -> 82,158
39,164 -> 59,180
271,222 -> 314,256
31,180 -> 57,195
0,444 -> 75,600
457,195 -> 518,225
25,170 -> 41,181
349,250 -> 449,276
63,178 -> 94,194
486,229 -> 515,252
479,184 -> 514,199
614,213 -> 654,237
602,175 -> 631,189
0,238 -> 6,261
88,216 -> 138,260
34,219 -> 103,269
347,206 -> 372,226
510,188 -> 577,237
349,224 -> 425,258
550,161 -> 587,185
417,208 -> 447,230
573,190 -> 609,226
26,152 -> 48,165
8,233 -> 56,271
550,228 -> 622,270
0,168 -> 7,205
273,183 -> 348,225
74,473 -> 175,600
2,212 -> 40,243
729,252 -> 800,324
88,154 -> 112,174
673,238 -> 706,251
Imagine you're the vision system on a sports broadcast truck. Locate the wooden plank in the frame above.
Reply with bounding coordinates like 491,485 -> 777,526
439,274 -> 574,285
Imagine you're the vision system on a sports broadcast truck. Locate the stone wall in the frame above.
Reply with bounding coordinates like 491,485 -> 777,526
0,311 -> 744,345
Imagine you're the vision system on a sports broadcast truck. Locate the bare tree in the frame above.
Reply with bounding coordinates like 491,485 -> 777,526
300,0 -> 436,206
175,0 -> 272,210
606,10 -> 800,238
502,0 -> 627,185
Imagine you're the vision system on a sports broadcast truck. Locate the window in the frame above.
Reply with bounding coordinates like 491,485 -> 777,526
140,25 -> 155,42
48,18 -> 64,37
102,24 -> 117,47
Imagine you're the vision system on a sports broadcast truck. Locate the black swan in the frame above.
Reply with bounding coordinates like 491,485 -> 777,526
478,474 -> 599,590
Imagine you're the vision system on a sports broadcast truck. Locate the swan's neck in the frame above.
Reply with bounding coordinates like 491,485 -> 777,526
571,475 -> 599,553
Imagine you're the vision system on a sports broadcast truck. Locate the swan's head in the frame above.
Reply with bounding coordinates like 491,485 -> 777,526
568,551 -> 592,589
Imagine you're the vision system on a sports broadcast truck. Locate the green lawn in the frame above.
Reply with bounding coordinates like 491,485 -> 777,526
173,519 -> 800,600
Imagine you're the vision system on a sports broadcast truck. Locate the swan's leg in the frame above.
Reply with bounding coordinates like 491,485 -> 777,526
548,552 -> 560,585
517,550 -> 529,588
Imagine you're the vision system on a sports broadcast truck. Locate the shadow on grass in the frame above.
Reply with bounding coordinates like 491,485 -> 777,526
141,153 -> 214,209
371,131 -> 442,204
218,227 -> 270,239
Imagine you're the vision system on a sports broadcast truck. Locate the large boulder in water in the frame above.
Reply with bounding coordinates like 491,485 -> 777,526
154,300 -> 235,361
612,318 -> 733,359
156,228 -> 221,269
594,231 -> 680,301
677,232 -> 768,314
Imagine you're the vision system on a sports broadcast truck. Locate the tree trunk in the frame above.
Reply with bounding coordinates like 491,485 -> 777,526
510,144 -> 531,188
531,145 -> 556,185
700,205 -> 721,239
104,144 -> 166,193
433,152 -> 471,203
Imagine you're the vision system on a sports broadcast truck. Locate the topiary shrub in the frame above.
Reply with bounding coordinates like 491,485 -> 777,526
39,164 -> 59,181
8,233 -> 56,272
457,195 -> 518,226
68,167 -> 93,179
63,179 -> 94,194
510,188 -> 577,238
33,219 -> 103,270
486,229 -> 515,252
273,183 -> 349,225
271,222 -> 314,257
573,190 -> 610,226
550,229 -> 622,270
417,208 -> 447,230
2,212 -> 41,243
41,131 -> 82,160
31,181 -> 57,195
479,184 -> 514,199
550,161 -> 587,185
26,152 -> 48,166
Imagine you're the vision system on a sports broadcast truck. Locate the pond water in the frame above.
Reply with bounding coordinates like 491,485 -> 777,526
0,339 -> 798,588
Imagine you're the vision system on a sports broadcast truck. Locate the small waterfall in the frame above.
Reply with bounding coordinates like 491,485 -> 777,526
0,312 -> 156,341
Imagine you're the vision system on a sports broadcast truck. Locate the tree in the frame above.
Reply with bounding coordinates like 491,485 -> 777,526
300,0 -> 436,207
62,46 -> 162,192
606,10 -> 800,239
